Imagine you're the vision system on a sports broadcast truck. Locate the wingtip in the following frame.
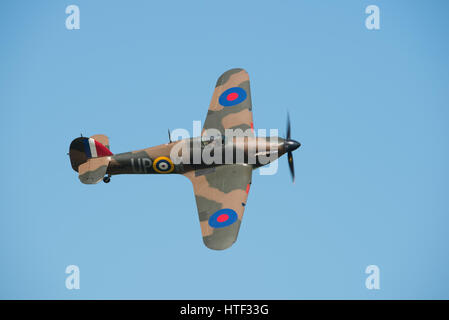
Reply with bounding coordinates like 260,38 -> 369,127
202,236 -> 236,251
215,68 -> 248,87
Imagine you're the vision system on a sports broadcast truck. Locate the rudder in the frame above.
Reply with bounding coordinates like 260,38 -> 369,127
69,135 -> 113,172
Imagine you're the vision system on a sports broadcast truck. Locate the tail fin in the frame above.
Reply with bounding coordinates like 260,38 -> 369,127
69,135 -> 113,172
90,134 -> 110,150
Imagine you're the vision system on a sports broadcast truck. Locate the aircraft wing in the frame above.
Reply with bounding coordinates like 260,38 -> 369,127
184,164 -> 252,250
203,68 -> 254,137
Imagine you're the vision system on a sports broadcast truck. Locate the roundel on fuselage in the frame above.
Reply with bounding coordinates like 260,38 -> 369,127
153,156 -> 174,173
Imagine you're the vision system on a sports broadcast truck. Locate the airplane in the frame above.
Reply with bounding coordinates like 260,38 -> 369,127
69,68 -> 301,250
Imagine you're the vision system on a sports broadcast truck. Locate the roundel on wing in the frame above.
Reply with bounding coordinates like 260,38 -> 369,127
218,87 -> 247,107
152,156 -> 174,174
208,208 -> 238,228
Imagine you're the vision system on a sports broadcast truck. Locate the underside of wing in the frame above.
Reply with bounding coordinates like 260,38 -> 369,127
184,164 -> 252,250
203,68 -> 254,137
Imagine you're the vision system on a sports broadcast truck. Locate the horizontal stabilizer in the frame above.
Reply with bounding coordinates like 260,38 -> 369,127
78,157 -> 110,184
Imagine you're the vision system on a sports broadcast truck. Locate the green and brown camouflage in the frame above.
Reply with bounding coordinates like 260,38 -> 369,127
203,68 -> 254,136
68,68 -> 301,250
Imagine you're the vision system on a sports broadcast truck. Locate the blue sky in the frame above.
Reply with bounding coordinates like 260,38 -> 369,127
1,0 -> 448,299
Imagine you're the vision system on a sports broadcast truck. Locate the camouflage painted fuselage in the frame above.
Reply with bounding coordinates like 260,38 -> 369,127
106,136 -> 286,176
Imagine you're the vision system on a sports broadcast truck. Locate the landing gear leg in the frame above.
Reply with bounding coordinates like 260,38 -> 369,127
103,175 -> 111,183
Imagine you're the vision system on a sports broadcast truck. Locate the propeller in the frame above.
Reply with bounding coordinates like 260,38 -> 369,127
284,113 -> 301,183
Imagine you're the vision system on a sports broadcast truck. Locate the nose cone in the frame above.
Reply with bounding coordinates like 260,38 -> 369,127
285,139 -> 301,152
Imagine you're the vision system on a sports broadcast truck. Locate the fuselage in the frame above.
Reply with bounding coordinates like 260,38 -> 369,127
106,136 -> 288,176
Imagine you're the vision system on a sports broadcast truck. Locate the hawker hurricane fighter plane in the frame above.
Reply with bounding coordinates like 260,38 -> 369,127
69,68 -> 301,250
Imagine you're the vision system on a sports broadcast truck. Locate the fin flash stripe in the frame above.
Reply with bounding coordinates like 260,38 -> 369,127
83,138 -> 113,158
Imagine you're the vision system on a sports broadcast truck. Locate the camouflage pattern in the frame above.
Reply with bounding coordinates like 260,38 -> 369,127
69,137 -> 88,172
203,68 -> 254,136
78,157 -> 110,184
184,164 -> 252,250
69,69 -> 293,250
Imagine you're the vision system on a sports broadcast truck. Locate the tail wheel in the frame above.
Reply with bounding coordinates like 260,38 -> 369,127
103,176 -> 111,183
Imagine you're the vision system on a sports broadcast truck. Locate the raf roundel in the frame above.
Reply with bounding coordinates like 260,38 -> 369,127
218,87 -> 247,107
208,208 -> 238,228
153,156 -> 174,174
